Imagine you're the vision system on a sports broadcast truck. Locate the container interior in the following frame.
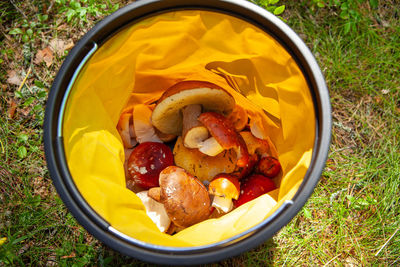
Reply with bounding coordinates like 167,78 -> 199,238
61,10 -> 315,247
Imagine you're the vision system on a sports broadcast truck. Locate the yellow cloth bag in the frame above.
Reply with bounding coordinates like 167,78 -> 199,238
62,10 -> 315,247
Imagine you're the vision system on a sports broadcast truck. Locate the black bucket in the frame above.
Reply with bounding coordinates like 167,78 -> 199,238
43,0 -> 331,265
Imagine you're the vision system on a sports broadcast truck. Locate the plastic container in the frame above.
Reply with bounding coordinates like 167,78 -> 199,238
44,0 -> 331,265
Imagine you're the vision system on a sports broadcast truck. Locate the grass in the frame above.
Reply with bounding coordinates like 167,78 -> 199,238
1,0 -> 399,266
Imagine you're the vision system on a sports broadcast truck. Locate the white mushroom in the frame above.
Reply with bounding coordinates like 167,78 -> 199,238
117,113 -> 137,148
133,104 -> 162,144
136,191 -> 171,233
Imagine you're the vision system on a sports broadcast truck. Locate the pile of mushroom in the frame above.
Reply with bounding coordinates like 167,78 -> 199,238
117,81 -> 281,234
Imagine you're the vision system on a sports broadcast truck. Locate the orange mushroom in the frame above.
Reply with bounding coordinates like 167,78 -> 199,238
208,173 -> 240,213
227,104 -> 248,132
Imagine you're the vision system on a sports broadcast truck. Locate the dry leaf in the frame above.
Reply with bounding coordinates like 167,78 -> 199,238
8,99 -> 18,119
46,253 -> 57,267
49,39 -> 65,55
34,47 -> 53,67
19,106 -> 30,117
374,96 -> 382,104
64,39 -> 74,51
6,70 -> 22,85
33,176 -> 50,198
57,23 -> 68,31
49,38 -> 74,55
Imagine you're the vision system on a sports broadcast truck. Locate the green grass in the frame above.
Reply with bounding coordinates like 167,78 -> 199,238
1,0 -> 399,266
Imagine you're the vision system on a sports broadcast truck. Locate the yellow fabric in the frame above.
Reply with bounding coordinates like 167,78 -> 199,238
63,10 -> 315,247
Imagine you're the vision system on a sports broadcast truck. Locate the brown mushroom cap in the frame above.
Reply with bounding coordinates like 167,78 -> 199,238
158,166 -> 211,228
151,81 -> 235,135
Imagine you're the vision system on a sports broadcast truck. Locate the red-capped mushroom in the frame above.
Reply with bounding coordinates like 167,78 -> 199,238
127,142 -> 174,189
233,153 -> 259,179
255,156 -> 281,178
233,174 -> 276,207
198,112 -> 249,168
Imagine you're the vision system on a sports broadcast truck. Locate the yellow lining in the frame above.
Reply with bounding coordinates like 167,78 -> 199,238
63,10 -> 315,247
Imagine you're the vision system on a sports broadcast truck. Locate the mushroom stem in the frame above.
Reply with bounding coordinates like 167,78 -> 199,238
155,128 -> 177,143
211,195 -> 233,213
136,191 -> 171,233
227,104 -> 248,132
182,104 -> 209,148
208,174 -> 240,213
198,137 -> 224,156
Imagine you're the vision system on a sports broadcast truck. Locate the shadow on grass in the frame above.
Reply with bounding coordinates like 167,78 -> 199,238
95,238 -> 277,266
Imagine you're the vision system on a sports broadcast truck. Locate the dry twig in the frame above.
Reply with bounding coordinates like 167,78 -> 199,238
375,225 -> 400,256
323,254 -> 341,267
10,0 -> 28,19
17,67 -> 32,92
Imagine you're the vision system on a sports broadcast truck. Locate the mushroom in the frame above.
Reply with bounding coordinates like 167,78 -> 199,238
127,142 -> 174,189
233,174 -> 276,208
208,174 -> 240,213
198,136 -> 224,156
198,112 -> 249,168
133,104 -> 162,144
234,131 -> 278,179
148,166 -> 211,228
181,104 -> 209,148
248,117 -> 279,158
117,112 -> 137,148
227,104 -> 248,132
239,131 -> 270,157
173,136 -> 236,182
136,191 -> 171,233
151,81 -> 235,136
255,156 -> 281,178
232,153 -> 259,180
155,128 -> 177,143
